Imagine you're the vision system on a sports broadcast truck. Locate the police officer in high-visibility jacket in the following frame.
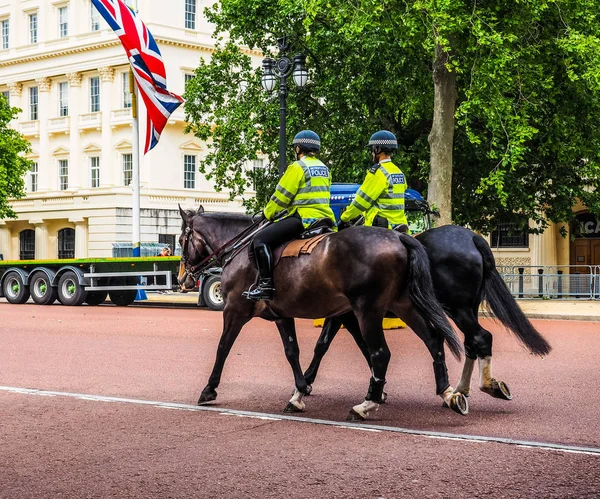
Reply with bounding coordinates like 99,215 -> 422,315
244,130 -> 336,302
338,130 -> 408,230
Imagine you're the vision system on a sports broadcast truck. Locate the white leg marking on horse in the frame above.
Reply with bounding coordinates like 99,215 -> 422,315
478,356 -> 493,389
289,389 -> 305,411
352,400 -> 380,419
456,357 -> 476,395
441,386 -> 456,406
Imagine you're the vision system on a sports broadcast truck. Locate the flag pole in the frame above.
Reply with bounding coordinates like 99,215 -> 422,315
130,69 -> 141,258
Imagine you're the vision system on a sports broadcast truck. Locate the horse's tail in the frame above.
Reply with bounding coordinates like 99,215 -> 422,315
398,233 -> 463,360
473,235 -> 551,356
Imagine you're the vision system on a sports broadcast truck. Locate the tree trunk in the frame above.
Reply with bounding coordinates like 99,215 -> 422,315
427,41 -> 457,227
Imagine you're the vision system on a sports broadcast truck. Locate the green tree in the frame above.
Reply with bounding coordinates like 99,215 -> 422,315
184,0 -> 600,233
0,96 -> 32,219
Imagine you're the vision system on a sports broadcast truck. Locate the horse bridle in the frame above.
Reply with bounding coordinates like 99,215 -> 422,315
180,217 -> 268,283
180,222 -> 216,283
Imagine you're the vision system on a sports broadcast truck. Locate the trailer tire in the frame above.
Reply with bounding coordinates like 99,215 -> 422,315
29,271 -> 58,305
202,275 -> 224,311
85,291 -> 108,306
3,271 -> 30,304
57,271 -> 87,306
109,289 -> 137,306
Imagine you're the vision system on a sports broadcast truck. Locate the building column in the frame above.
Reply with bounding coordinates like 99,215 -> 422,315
8,82 -> 23,118
0,223 -> 12,260
70,218 -> 88,258
36,77 -> 52,192
31,221 -> 48,260
555,223 -> 571,268
99,67 -> 114,187
67,72 -> 82,189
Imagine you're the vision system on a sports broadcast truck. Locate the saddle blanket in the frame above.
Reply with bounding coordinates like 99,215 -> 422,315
281,233 -> 331,258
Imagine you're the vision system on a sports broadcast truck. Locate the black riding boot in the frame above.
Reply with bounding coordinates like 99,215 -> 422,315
244,244 -> 275,301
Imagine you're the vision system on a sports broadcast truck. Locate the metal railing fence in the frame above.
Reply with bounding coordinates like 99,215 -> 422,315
497,265 -> 599,300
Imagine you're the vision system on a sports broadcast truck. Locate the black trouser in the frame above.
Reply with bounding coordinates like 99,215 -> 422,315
253,215 -> 305,249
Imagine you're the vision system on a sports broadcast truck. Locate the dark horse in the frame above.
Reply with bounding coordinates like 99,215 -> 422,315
303,225 -> 552,407
178,207 -> 468,420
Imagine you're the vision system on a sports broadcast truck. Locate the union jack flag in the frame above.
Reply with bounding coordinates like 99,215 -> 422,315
91,0 -> 184,154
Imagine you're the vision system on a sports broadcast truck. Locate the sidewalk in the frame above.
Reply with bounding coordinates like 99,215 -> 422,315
142,292 -> 600,322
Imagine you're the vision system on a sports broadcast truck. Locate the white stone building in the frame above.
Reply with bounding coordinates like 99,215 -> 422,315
0,0 -> 259,260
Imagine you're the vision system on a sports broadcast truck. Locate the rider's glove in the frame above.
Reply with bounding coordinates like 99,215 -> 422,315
253,211 -> 267,222
337,220 -> 351,231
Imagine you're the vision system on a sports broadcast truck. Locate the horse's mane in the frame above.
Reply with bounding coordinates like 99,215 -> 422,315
181,210 -> 251,230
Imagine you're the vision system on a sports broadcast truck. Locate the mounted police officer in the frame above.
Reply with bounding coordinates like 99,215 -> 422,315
245,130 -> 336,302
338,130 -> 408,231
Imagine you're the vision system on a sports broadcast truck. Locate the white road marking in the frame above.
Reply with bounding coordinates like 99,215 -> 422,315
1,385 -> 599,456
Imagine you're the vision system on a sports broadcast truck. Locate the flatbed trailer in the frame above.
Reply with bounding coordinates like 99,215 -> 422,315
0,256 -> 181,307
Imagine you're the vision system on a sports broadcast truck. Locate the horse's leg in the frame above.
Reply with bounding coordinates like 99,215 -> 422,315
394,302 -> 469,415
303,317 -> 344,389
347,309 -> 390,421
274,318 -> 310,413
452,307 -> 512,401
198,305 -> 252,404
304,312 -> 373,392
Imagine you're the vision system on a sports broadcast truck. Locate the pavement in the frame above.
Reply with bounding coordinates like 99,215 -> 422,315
141,291 -> 600,322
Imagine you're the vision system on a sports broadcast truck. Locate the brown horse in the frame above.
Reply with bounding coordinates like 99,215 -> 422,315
178,206 -> 467,420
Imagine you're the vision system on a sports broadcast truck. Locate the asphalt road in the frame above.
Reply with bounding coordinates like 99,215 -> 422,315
1,303 -> 599,498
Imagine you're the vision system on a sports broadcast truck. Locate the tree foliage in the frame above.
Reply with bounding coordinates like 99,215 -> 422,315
184,0 -> 600,233
0,96 -> 31,219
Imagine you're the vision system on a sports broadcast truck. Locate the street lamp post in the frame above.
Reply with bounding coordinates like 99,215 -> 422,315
261,37 -> 309,177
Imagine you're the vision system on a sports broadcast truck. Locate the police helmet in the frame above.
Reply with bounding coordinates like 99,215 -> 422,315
368,130 -> 398,152
292,130 -> 321,152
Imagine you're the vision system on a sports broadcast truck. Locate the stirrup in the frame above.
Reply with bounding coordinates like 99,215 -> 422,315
242,281 -> 274,301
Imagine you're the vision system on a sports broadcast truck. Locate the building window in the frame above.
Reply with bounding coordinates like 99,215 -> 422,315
185,0 -> 196,29
122,72 -> 132,108
491,223 -> 530,249
29,13 -> 38,44
20,230 -> 36,260
59,6 -> 69,38
184,155 -> 196,189
250,158 -> 265,190
184,73 -> 194,90
90,77 -> 100,112
58,159 -> 69,190
1,19 -> 9,50
90,157 -> 100,188
1,90 -> 9,106
90,2 -> 100,31
29,87 -> 38,120
58,228 -> 75,259
123,153 -> 133,186
30,162 -> 38,192
59,82 -> 69,116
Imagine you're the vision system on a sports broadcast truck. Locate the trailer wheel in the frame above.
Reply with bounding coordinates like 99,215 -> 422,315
85,291 -> 108,306
108,289 -> 137,306
57,271 -> 87,306
29,271 -> 58,305
202,275 -> 224,311
2,271 -> 30,304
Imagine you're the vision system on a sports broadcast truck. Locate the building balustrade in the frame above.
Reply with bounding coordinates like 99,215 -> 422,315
19,120 -> 40,136
79,112 -> 102,130
110,108 -> 132,127
48,116 -> 70,134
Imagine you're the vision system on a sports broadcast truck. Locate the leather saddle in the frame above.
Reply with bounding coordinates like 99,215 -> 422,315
248,218 -> 335,268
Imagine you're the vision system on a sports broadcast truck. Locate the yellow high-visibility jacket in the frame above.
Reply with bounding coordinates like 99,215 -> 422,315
340,159 -> 408,228
264,156 -> 336,227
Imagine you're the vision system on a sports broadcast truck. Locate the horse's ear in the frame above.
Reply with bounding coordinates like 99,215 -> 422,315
197,205 -> 204,214
179,204 -> 188,221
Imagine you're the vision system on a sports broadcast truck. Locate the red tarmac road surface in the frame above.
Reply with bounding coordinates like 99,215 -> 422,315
1,303 -> 599,498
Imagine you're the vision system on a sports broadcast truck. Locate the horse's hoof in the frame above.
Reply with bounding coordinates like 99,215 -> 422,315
284,402 -> 305,413
380,391 -> 388,404
305,384 -> 313,396
484,379 -> 512,400
347,408 -> 366,421
198,387 -> 217,405
449,393 -> 469,415
442,401 -> 449,409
